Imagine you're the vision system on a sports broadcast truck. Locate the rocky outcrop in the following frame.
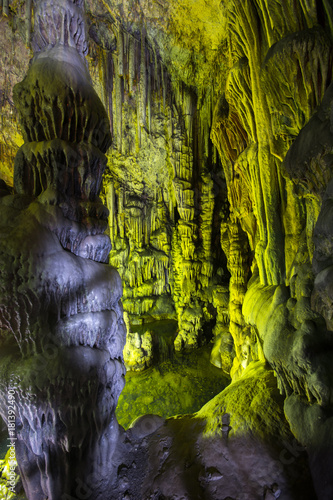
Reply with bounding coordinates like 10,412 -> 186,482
138,362 -> 315,500
123,315 -> 153,371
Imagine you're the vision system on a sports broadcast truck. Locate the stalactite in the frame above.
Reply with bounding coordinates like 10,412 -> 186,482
106,182 -> 116,246
98,46 -> 107,109
25,0 -> 32,45
161,64 -> 166,112
3,0 -> 9,17
97,16 -> 222,351
118,187 -> 125,239
136,43 -> 142,149
147,49 -> 152,134
114,56 -> 123,153
128,35 -> 134,95
118,29 -> 124,76
107,52 -> 114,137
139,25 -> 147,132
322,0 -> 333,35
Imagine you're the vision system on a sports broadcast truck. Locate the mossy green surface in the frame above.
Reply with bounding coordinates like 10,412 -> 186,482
116,344 -> 229,429
0,449 -> 25,500
198,361 -> 290,443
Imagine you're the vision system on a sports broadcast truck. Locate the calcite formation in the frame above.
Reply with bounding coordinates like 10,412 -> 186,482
0,0 -> 126,498
102,35 -> 224,352
123,313 -> 153,371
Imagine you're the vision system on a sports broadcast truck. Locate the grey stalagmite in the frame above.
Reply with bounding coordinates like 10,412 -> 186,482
0,0 -> 127,498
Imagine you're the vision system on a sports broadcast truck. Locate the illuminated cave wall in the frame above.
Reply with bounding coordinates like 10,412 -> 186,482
88,16 -> 230,360
1,0 -> 333,382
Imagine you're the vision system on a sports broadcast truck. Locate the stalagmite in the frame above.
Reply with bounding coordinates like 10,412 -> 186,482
0,0 -> 126,498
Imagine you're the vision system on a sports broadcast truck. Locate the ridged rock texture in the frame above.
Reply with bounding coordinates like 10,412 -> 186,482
2,0 -> 333,498
0,1 -> 126,498
99,27 -> 227,355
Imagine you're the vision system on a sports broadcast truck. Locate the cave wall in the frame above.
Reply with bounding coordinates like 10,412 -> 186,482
210,0 -> 333,379
88,19 -> 230,358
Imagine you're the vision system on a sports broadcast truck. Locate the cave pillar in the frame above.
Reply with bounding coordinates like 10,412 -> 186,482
0,1 -> 126,499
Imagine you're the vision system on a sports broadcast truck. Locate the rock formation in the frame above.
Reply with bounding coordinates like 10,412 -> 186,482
1,0 -> 333,499
0,1 -> 126,498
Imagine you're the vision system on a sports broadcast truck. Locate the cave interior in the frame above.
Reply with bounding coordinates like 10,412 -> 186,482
1,0 -> 333,499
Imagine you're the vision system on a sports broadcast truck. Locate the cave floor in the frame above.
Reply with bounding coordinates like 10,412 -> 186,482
116,343 -> 230,429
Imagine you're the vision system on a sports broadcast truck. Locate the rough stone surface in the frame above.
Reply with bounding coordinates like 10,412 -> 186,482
0,1 -> 125,498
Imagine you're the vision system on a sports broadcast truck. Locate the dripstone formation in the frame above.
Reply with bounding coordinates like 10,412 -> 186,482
2,0 -> 333,499
0,0 -> 126,498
